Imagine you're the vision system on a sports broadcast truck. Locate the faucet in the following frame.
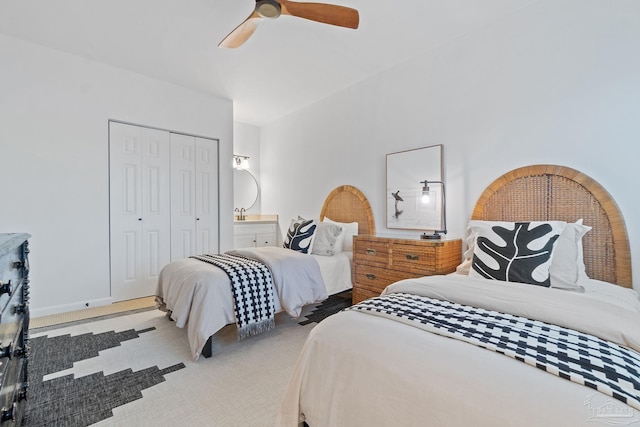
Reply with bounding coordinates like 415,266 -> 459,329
235,208 -> 246,221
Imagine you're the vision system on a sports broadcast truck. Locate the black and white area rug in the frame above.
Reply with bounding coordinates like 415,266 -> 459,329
298,290 -> 353,325
24,291 -> 351,427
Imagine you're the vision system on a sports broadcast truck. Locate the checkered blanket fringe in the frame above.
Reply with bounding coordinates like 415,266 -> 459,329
347,293 -> 640,410
191,254 -> 275,340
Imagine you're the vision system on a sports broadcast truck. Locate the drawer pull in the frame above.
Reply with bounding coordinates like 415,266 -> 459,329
13,304 -> 27,315
0,343 -> 12,360
406,254 -> 420,261
1,402 -> 16,423
13,345 -> 26,359
365,248 -> 377,256
17,387 -> 28,402
0,281 -> 12,297
365,273 -> 376,280
13,259 -> 29,273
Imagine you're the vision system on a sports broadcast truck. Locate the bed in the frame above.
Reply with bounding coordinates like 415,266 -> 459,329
276,165 -> 637,427
155,184 -> 375,361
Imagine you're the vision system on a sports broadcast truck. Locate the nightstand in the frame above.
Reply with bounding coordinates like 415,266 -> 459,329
352,235 -> 462,304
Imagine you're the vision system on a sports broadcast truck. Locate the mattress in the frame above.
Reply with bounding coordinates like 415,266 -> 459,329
155,247 -> 351,360
276,274 -> 640,426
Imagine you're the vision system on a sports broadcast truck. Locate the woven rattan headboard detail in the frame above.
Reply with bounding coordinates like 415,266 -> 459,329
471,165 -> 632,288
320,185 -> 375,237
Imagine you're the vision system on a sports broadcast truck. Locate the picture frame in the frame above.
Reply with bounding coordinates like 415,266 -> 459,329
386,144 -> 443,231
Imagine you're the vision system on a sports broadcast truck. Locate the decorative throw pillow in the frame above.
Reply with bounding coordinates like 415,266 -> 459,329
311,223 -> 343,256
469,221 -> 566,287
549,220 -> 591,291
283,217 -> 317,254
323,217 -> 358,252
454,222 -> 478,275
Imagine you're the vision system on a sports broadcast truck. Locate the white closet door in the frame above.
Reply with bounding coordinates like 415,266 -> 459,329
110,122 -> 171,301
170,133 -> 197,259
109,123 -> 143,301
195,137 -> 219,255
170,134 -> 219,258
140,129 -> 171,296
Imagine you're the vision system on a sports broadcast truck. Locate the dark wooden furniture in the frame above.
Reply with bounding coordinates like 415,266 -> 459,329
352,235 -> 461,304
0,233 -> 30,426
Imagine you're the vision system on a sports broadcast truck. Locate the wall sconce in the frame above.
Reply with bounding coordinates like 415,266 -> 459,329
233,155 -> 250,170
419,179 -> 447,240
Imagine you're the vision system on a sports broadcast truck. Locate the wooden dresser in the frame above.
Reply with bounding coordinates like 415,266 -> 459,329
0,234 -> 30,426
352,235 -> 462,304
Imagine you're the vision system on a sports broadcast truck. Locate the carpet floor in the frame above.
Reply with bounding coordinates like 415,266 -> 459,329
24,291 -> 352,427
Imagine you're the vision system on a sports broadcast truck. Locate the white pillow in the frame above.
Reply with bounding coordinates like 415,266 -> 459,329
548,220 -> 591,291
311,222 -> 343,256
468,220 -> 566,287
323,217 -> 358,252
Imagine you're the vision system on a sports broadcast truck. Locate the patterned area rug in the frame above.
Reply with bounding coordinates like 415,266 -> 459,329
24,292 -> 351,426
298,290 -> 352,325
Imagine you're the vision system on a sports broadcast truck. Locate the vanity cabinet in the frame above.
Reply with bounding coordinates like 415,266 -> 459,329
233,218 -> 278,248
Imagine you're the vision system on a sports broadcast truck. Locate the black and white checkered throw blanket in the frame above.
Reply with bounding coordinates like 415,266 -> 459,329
347,293 -> 640,410
191,254 -> 276,340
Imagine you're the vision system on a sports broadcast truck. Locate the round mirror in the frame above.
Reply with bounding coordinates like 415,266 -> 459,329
234,169 -> 259,211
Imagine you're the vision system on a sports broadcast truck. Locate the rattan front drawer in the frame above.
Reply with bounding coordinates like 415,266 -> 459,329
354,265 -> 396,294
391,243 -> 436,274
353,238 -> 390,268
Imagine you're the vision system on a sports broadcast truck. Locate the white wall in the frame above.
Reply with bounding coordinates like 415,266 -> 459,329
0,34 -> 234,316
260,1 -> 640,288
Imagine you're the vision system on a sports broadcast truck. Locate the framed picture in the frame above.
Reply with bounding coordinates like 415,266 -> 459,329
386,144 -> 443,231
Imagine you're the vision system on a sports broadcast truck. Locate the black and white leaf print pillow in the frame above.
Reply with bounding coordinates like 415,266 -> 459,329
469,221 -> 566,287
283,217 -> 317,254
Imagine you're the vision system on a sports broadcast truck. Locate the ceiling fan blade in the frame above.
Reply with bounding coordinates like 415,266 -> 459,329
218,11 -> 263,49
280,0 -> 359,29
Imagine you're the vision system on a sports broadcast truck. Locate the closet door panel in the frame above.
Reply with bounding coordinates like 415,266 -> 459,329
140,128 -> 171,296
170,133 -> 197,259
110,123 -> 170,301
195,137 -> 219,255
110,122 -> 144,301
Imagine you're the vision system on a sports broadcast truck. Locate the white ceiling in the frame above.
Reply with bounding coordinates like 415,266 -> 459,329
0,0 -> 538,126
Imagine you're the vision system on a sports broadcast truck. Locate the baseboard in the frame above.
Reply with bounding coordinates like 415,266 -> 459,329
30,297 -> 114,318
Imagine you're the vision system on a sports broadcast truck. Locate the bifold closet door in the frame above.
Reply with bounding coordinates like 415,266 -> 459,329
170,133 -> 219,259
109,122 -> 171,301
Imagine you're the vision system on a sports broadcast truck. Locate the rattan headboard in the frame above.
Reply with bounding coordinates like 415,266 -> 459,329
471,165 -> 632,287
320,185 -> 375,237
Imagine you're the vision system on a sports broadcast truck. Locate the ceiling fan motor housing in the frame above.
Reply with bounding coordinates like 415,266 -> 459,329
256,0 -> 281,19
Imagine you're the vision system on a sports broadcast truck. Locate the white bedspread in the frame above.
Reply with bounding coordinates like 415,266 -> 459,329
313,251 -> 352,296
277,274 -> 640,426
156,247 -> 327,360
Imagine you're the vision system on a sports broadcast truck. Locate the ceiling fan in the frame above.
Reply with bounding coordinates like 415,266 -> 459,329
219,0 -> 359,48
